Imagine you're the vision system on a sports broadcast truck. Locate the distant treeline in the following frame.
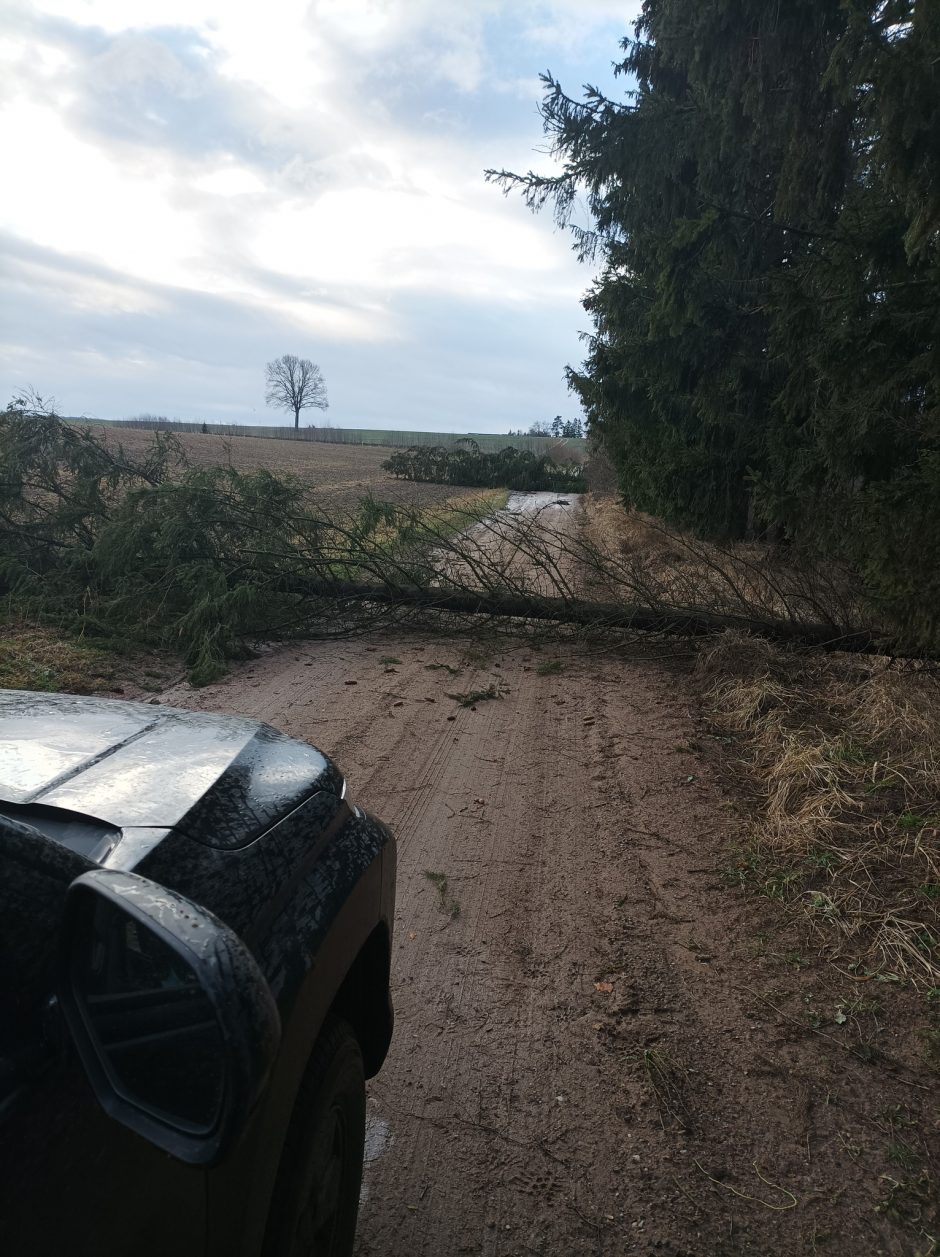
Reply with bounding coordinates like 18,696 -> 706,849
75,416 -> 585,457
382,443 -> 584,493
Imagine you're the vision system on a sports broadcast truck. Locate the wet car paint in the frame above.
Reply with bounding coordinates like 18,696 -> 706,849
0,689 -> 343,849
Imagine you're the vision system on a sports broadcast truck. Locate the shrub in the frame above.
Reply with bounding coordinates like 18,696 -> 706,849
382,443 -> 583,493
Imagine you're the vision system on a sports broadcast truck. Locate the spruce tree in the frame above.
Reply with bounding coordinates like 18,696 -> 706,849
488,0 -> 939,645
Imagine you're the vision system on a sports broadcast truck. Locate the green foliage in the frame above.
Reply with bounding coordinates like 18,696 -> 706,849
0,405 -> 306,683
422,869 -> 460,919
382,442 -> 584,493
0,395 -> 183,586
95,467 -> 305,682
536,658 -> 564,675
445,684 -> 503,707
0,407 -> 521,684
489,0 -> 940,649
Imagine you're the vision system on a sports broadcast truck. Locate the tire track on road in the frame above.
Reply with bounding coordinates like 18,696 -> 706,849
160,633 -> 925,1257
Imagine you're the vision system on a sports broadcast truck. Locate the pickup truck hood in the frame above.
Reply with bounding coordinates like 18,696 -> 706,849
0,690 -> 343,850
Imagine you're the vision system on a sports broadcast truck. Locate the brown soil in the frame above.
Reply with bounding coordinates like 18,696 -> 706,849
161,633 -> 939,1257
96,427 -> 488,511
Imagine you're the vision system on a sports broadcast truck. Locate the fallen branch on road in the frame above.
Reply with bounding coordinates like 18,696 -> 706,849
275,576 -> 895,656
0,406 -> 919,685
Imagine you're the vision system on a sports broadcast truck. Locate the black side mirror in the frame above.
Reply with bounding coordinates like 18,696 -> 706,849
59,869 -> 280,1166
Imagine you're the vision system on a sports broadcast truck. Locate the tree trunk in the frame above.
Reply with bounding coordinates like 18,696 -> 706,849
294,405 -> 300,429
283,578 -> 907,656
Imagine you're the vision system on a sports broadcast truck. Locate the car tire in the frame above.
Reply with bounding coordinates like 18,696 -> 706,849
263,1017 -> 366,1257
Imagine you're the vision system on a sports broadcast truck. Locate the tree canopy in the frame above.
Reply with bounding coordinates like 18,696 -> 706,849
264,354 -> 328,428
529,416 -> 584,438
488,0 -> 939,649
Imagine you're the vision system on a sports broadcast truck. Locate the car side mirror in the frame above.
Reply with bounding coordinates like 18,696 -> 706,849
59,869 -> 281,1166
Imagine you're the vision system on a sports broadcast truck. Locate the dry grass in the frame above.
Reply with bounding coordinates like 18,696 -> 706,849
371,489 -> 507,546
581,494 -> 939,991
638,1046 -> 694,1133
0,618 -> 175,696
699,631 -> 940,990
581,496 -> 866,634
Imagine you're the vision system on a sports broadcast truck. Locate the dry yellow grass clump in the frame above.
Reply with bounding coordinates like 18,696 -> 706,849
581,492 -> 938,987
0,620 -> 178,697
580,496 -> 866,632
699,631 -> 940,989
2,622 -> 119,694
0,622 -> 118,693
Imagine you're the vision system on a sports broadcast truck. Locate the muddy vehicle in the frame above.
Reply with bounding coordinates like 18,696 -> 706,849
0,690 -> 396,1257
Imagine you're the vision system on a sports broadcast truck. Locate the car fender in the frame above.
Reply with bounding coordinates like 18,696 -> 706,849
200,807 -> 395,1257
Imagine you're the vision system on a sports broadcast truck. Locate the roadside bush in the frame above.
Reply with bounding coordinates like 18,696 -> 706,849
382,442 -> 584,493
0,404 -> 308,684
0,405 -> 514,683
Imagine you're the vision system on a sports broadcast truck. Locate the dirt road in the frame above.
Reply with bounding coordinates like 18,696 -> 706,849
162,624 -> 936,1255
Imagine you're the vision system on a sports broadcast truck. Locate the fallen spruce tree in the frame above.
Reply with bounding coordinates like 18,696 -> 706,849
0,407 -> 916,683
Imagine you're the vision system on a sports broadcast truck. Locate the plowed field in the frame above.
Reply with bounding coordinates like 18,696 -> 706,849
98,428 -> 485,512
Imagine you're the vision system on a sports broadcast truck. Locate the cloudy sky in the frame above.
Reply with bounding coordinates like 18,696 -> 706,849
1,2 -> 639,432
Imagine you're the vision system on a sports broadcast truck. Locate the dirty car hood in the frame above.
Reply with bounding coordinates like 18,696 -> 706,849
0,690 -> 343,849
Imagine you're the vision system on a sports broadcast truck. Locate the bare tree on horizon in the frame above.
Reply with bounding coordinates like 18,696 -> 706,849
264,354 -> 328,428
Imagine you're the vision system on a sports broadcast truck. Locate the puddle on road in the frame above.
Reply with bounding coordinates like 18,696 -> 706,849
360,1102 -> 392,1206
504,490 -> 573,514
426,489 -> 575,588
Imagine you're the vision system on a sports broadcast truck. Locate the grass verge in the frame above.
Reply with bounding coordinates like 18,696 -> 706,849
0,618 -> 173,695
699,631 -> 940,995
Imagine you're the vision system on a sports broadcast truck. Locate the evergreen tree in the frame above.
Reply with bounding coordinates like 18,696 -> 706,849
488,0 -> 939,645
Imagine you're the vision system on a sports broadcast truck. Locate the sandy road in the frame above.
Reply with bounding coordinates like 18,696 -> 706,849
432,491 -> 586,601
161,607 -> 933,1254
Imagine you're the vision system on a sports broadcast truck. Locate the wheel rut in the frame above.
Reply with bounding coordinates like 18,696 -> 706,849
162,633 -> 935,1257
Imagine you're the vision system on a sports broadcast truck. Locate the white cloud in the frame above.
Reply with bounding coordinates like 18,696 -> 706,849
1,0 -> 640,426
194,166 -> 266,197
253,183 -> 563,297
0,100 -> 203,285
89,32 -> 196,94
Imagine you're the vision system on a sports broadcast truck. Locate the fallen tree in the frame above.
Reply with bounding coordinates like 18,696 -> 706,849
265,579 -> 893,656
0,406 -> 914,682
